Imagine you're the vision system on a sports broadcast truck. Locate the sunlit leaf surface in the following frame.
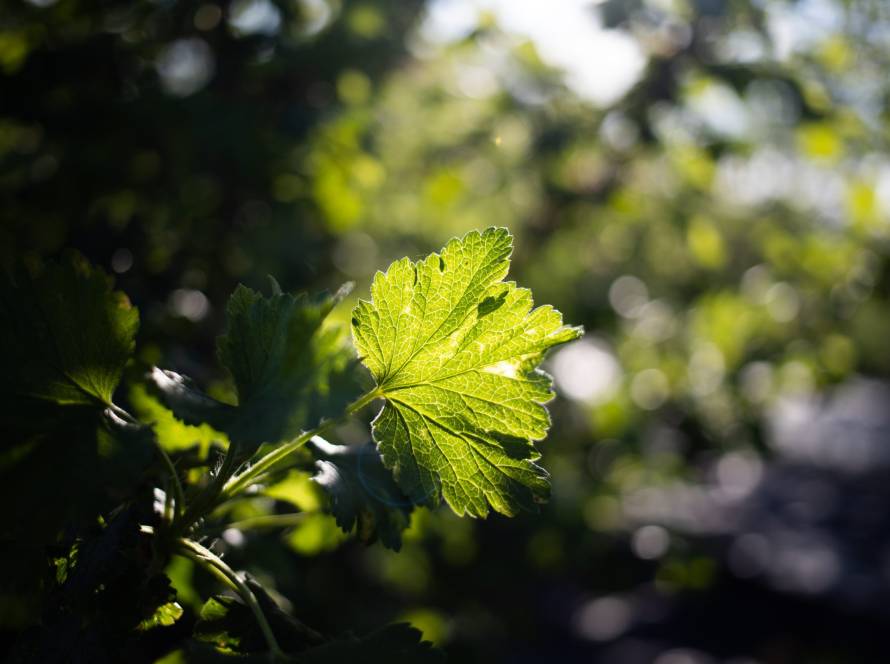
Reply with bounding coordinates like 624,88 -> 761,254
352,227 -> 582,517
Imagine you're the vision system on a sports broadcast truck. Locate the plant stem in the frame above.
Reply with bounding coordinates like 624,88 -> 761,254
172,442 -> 241,533
345,386 -> 384,415
221,429 -> 325,500
220,388 -> 381,500
173,534 -> 286,660
163,479 -> 175,523
157,444 -> 186,520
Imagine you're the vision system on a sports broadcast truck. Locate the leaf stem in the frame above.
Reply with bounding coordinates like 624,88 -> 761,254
345,387 -> 384,416
163,479 -> 175,523
171,533 -> 286,659
156,443 -> 186,520
220,388 -> 382,500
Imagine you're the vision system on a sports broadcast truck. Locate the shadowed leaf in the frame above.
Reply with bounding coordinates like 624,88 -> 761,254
308,437 -> 414,550
149,282 -> 358,455
0,252 -> 138,407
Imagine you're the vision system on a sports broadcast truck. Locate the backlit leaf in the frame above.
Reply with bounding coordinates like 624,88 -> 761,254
351,228 -> 582,518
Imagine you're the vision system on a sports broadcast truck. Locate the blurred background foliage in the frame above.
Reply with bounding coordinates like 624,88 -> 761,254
5,0 -> 890,661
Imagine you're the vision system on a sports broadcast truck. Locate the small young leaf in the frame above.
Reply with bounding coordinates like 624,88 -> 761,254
308,437 -> 414,550
0,252 -> 138,407
217,282 -> 353,415
351,228 -> 582,517
137,601 -> 183,631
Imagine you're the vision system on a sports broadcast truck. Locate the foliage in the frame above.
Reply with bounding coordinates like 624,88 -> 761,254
1,252 -> 138,406
0,229 -> 577,660
308,438 -> 413,551
149,281 -> 355,457
353,227 -> 581,516
6,0 -> 890,660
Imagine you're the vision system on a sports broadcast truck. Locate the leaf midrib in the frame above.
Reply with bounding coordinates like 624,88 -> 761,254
387,396 -> 535,490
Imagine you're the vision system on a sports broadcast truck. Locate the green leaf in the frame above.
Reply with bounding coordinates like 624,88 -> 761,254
0,252 -> 138,407
130,383 -> 228,456
0,408 -> 154,624
217,281 -> 354,430
351,227 -> 582,517
144,369 -> 235,437
150,280 -> 357,454
308,437 -> 414,550
0,253 -> 151,607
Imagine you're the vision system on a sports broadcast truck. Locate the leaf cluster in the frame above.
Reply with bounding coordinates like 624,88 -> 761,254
1,229 -> 580,660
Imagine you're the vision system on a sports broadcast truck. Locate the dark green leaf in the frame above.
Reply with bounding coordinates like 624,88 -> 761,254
308,437 -> 414,550
5,509 -> 177,663
145,368 -> 235,433
150,281 -> 358,454
0,252 -> 138,407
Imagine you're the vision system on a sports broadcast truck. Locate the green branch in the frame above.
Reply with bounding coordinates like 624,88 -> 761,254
172,442 -> 241,533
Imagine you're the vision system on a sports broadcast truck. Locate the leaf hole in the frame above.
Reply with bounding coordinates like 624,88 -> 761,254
438,256 -> 446,272
478,291 -> 507,317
